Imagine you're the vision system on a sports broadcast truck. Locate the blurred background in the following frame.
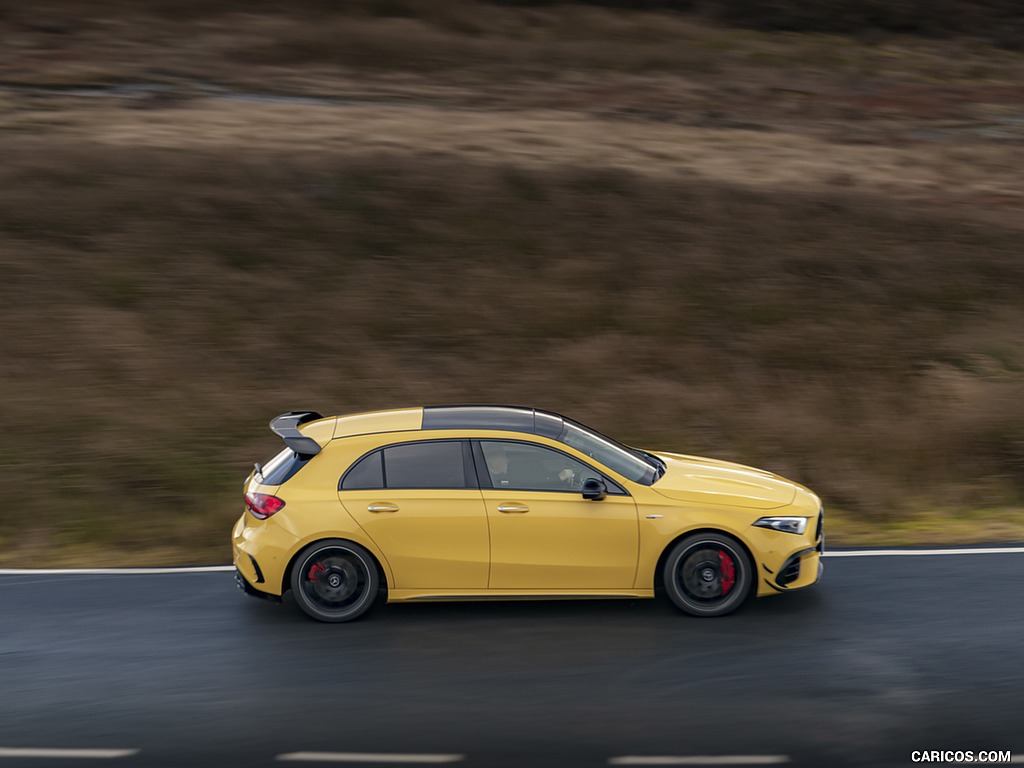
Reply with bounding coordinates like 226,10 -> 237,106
1,0 -> 1023,565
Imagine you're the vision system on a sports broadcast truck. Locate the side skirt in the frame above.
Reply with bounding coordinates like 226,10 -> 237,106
388,589 -> 655,603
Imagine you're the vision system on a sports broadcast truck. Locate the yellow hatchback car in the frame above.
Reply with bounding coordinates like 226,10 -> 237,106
233,406 -> 823,622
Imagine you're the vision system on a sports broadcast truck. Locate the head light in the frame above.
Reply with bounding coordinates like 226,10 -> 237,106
753,516 -> 808,535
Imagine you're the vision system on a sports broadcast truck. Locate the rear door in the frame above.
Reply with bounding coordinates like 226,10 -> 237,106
339,440 -> 489,589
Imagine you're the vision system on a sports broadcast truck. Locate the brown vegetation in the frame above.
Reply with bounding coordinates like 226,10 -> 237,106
0,1 -> 1023,564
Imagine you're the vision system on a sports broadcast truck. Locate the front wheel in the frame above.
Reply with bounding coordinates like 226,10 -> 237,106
290,540 -> 380,622
663,533 -> 753,617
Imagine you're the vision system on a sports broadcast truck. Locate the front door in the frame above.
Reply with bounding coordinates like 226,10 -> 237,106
476,440 -> 639,590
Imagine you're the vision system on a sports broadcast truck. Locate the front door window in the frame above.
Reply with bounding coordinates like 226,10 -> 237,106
479,441 -> 605,493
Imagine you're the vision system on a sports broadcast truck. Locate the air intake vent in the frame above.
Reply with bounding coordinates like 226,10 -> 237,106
777,555 -> 802,587
249,555 -> 266,584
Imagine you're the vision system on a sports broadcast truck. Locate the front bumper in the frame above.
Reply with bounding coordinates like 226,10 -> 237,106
753,508 -> 824,596
765,548 -> 823,593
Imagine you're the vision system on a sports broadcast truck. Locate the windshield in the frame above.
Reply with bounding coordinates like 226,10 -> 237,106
558,420 -> 662,485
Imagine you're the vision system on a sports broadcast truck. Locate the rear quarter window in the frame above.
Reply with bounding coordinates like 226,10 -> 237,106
340,450 -> 384,490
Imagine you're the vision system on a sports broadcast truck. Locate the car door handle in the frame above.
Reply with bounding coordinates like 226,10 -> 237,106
497,504 -> 529,514
367,503 -> 399,513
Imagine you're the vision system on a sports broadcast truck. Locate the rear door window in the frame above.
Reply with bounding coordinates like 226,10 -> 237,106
383,441 -> 467,489
341,441 -> 472,491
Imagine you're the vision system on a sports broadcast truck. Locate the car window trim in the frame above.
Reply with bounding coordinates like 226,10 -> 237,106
471,438 -> 630,496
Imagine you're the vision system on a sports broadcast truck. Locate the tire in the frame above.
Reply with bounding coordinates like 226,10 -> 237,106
662,532 -> 753,617
290,539 -> 380,623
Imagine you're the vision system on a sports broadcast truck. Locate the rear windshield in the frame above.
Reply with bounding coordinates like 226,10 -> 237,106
258,447 -> 312,486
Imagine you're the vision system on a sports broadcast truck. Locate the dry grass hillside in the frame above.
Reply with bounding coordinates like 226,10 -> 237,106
1,1 -> 1023,564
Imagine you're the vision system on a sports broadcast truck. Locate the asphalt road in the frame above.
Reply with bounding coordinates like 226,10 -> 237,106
1,551 -> 1023,768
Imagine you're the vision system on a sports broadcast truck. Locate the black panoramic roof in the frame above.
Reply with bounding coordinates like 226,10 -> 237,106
422,405 -> 564,439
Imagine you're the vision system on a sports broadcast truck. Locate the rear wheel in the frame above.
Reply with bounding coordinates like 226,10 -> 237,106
290,540 -> 379,623
663,533 -> 752,617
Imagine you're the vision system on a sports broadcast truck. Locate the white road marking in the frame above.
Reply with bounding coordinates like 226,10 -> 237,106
610,757 -> 790,766
0,547 -> 1021,576
276,754 -> 464,764
0,566 -> 234,575
825,547 -> 1024,557
0,748 -> 138,759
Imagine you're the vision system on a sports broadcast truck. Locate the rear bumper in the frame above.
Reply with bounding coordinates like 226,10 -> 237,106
234,567 -> 282,603
233,514 -> 283,602
232,512 -> 293,597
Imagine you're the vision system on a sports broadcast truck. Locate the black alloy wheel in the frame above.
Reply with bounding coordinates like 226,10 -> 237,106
662,532 -> 753,617
290,539 -> 380,622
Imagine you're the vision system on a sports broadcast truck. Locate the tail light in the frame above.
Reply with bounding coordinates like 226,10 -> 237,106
245,492 -> 285,519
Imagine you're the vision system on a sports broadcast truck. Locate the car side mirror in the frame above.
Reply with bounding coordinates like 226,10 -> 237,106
581,477 -> 607,501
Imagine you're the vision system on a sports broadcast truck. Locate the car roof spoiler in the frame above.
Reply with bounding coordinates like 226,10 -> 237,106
270,411 -> 325,456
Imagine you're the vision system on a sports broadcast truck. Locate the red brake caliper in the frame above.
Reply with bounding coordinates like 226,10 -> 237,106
308,562 -> 325,583
719,550 -> 736,595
